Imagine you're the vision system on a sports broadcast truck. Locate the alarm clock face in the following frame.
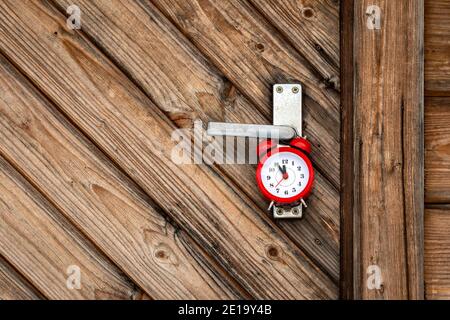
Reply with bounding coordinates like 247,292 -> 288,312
256,147 -> 314,204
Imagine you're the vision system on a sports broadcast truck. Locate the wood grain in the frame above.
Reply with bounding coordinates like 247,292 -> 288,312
425,207 -> 450,300
344,0 -> 424,299
0,256 -> 44,300
51,0 -> 339,281
0,157 -> 140,300
249,0 -> 340,90
0,54 -> 244,300
0,0 -> 337,299
151,0 -> 340,188
423,0 -> 450,301
425,0 -> 450,96
339,0 -> 355,300
425,97 -> 450,203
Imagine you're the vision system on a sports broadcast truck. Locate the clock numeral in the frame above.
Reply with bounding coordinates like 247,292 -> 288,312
292,160 -> 295,166
298,182 -> 302,187
284,190 -> 289,195
292,188 -> 296,193
282,159 -> 288,165
269,183 -> 274,187
269,168 -> 275,173
276,188 -> 280,194
300,174 -> 304,179
297,166 -> 302,171
266,176 -> 271,180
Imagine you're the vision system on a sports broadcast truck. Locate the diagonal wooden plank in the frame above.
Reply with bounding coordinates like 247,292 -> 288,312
0,157 -> 141,300
51,0 -> 339,282
151,0 -> 340,188
342,0 -> 424,299
0,255 -> 44,300
425,0 -> 450,96
249,0 -> 340,90
0,0 -> 337,299
0,54 -> 244,300
425,97 -> 450,203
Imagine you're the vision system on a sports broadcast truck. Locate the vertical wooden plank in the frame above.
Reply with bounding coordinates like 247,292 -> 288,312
342,0 -> 424,299
340,0 -> 355,300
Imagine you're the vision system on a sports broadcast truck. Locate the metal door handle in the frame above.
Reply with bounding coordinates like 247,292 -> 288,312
206,84 -> 304,219
206,122 -> 297,140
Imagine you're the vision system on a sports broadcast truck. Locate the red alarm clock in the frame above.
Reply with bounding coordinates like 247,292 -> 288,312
256,137 -> 314,204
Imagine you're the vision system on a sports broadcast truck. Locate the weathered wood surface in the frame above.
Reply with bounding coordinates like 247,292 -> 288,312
425,0 -> 450,96
0,54 -> 244,299
152,0 -> 341,188
52,0 -> 340,282
0,157 -> 140,300
0,0 -> 337,299
0,256 -> 43,300
423,0 -> 450,301
249,0 -> 340,90
425,207 -> 450,300
344,0 -> 424,299
339,0 -> 355,300
425,97 -> 450,203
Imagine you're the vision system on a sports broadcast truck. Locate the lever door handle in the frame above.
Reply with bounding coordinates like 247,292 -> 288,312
206,122 -> 297,140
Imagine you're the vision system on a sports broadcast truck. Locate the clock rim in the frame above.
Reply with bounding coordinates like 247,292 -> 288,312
256,146 -> 314,204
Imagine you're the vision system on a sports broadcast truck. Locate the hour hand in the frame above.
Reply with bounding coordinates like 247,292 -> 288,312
278,164 -> 287,174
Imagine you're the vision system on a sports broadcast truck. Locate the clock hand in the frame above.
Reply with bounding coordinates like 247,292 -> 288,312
275,177 -> 284,187
275,165 -> 289,188
277,164 -> 288,175
277,164 -> 288,180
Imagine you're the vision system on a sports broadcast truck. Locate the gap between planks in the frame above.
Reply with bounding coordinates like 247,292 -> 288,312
0,254 -> 45,300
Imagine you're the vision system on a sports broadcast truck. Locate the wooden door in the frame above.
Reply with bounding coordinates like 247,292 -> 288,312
0,0 -> 340,299
0,0 -> 434,300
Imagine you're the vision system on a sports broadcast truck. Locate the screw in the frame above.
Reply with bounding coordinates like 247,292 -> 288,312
292,208 -> 300,215
276,86 -> 283,93
292,86 -> 299,94
276,208 -> 284,216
